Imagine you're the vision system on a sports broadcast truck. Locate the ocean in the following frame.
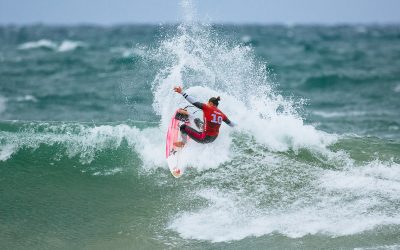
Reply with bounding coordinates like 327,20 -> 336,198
1,4 -> 400,250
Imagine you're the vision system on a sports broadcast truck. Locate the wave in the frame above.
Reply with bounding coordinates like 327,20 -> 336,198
144,0 -> 400,242
168,151 -> 400,242
301,73 -> 372,90
168,154 -> 400,242
3,1 -> 399,244
18,39 -> 58,50
57,40 -> 86,52
313,110 -> 366,118
0,121 -> 162,166
1,119 -> 399,243
0,96 -> 6,114
147,1 -> 336,170
15,95 -> 38,103
18,39 -> 86,52
110,47 -> 146,58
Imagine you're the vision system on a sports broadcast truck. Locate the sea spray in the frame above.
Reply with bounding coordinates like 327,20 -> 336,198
148,0 -> 400,243
150,0 -> 335,163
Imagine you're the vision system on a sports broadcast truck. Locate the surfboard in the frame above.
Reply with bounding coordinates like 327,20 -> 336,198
166,110 -> 190,178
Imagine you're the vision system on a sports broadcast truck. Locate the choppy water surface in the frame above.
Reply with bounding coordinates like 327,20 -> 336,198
0,2 -> 400,250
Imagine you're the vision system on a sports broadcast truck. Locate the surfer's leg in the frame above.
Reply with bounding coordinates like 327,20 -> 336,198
173,123 -> 189,147
180,124 -> 205,143
203,135 -> 217,144
179,124 -> 188,144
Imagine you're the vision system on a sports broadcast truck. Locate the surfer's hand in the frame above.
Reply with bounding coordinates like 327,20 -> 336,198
174,86 -> 182,93
178,109 -> 189,115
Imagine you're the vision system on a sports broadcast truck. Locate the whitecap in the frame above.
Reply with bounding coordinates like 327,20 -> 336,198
110,47 -> 146,58
57,40 -> 86,52
313,110 -> 366,118
16,95 -> 38,103
18,39 -> 57,50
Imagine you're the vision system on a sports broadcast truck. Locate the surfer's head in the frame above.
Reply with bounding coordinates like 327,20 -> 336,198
208,96 -> 220,106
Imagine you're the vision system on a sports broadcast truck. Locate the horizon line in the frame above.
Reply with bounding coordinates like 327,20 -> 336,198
1,21 -> 400,27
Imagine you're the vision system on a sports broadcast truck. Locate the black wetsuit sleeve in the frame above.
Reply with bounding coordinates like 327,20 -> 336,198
224,117 -> 235,127
182,92 -> 203,110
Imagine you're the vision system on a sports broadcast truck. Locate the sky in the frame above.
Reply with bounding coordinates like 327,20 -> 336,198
0,0 -> 399,25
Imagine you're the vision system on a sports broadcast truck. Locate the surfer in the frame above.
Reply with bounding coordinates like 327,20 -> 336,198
173,86 -> 235,147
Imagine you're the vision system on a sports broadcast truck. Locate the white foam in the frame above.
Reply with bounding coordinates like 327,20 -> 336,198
170,166 -> 400,243
0,143 -> 16,161
313,110 -> 366,118
57,40 -> 86,52
110,47 -> 146,58
167,115 -> 398,243
18,39 -> 86,52
92,167 -> 124,176
16,95 -> 38,103
178,130 -> 232,171
132,127 -> 166,169
320,160 -> 400,199
18,39 -> 58,50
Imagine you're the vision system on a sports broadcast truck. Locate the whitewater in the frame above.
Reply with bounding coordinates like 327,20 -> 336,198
0,0 -> 399,249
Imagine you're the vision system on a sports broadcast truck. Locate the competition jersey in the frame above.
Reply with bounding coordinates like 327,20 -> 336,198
201,104 -> 228,137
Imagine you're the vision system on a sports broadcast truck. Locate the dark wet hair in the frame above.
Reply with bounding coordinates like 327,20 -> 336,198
208,96 -> 220,106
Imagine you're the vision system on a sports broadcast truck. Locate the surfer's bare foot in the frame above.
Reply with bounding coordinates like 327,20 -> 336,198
173,141 -> 185,147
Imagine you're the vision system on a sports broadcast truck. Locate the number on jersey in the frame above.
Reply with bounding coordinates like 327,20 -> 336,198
211,113 -> 223,124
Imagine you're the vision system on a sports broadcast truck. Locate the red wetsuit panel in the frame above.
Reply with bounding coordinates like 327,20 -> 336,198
181,124 -> 217,144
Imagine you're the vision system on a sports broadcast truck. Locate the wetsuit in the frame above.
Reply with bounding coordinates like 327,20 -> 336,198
180,92 -> 235,144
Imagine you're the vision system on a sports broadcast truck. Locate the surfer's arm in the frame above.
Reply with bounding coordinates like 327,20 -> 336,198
224,117 -> 236,127
181,92 -> 203,110
174,86 -> 203,109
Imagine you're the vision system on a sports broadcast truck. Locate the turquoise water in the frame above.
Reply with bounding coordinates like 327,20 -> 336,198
1,4 -> 400,250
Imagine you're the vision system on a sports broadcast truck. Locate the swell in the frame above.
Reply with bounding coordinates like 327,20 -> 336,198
1,119 -> 400,243
301,73 -> 399,90
0,121 -> 156,167
1,120 -> 398,172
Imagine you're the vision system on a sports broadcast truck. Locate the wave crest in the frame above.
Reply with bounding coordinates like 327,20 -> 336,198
18,39 -> 86,52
